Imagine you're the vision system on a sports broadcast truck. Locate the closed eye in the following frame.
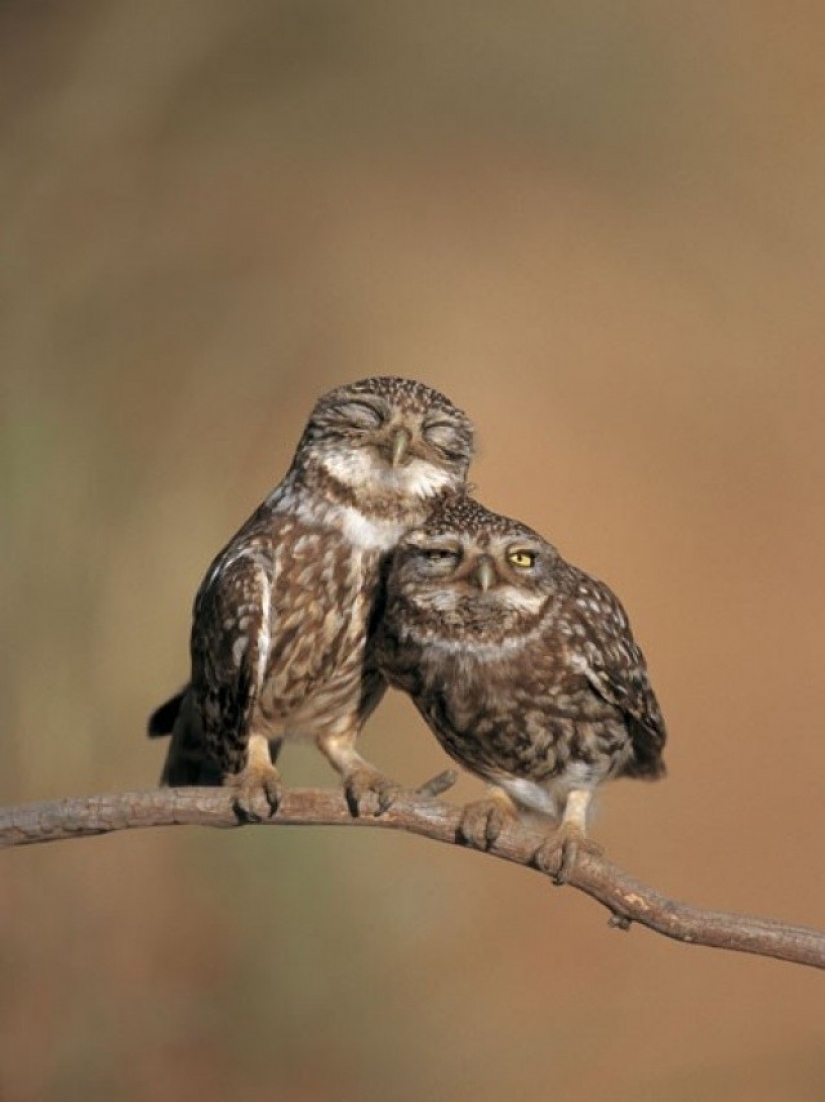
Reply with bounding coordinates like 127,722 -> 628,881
421,548 -> 460,562
337,400 -> 385,430
421,420 -> 467,459
410,545 -> 463,570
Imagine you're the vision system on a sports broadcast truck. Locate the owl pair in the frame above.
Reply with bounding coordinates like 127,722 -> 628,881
149,377 -> 666,880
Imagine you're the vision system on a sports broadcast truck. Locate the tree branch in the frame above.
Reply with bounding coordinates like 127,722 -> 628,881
2,781 -> 823,972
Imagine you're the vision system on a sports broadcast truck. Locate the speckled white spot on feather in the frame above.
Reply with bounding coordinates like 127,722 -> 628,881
255,570 -> 271,691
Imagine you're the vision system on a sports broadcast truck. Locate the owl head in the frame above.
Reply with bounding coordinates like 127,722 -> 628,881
384,494 -> 562,642
294,377 -> 474,512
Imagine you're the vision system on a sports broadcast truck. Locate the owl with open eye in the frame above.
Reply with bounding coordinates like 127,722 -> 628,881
148,377 -> 474,819
374,494 -> 666,880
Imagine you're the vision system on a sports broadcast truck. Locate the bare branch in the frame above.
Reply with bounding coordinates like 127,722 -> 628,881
1,784 -> 823,971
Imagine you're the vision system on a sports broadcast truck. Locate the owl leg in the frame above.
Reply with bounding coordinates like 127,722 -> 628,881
532,789 -> 602,885
458,786 -> 519,850
229,733 -> 283,822
317,733 -> 398,817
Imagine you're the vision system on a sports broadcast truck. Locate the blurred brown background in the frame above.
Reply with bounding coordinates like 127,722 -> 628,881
3,2 -> 825,1100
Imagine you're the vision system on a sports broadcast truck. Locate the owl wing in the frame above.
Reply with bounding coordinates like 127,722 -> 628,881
566,571 -> 667,776
188,506 -> 282,774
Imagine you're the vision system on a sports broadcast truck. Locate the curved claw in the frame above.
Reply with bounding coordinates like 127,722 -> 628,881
344,767 -> 400,818
230,764 -> 283,823
533,826 -> 603,886
458,797 -> 517,851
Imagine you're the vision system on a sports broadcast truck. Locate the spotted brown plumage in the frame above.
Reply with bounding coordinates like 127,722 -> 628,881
148,377 -> 474,818
374,493 -> 666,878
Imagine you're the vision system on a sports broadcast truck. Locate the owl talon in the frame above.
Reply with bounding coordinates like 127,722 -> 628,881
344,767 -> 399,818
230,764 -> 283,823
458,797 -> 517,851
533,827 -> 603,886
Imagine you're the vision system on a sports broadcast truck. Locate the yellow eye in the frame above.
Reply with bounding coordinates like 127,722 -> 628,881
508,549 -> 536,569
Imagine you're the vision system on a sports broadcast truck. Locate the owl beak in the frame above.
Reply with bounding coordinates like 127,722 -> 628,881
475,557 -> 496,592
390,427 -> 411,468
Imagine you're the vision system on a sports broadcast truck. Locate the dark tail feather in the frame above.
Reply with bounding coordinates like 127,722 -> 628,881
625,717 -> 667,780
147,687 -> 188,738
157,689 -> 224,787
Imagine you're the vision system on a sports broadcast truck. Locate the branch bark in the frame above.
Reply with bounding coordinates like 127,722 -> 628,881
2,782 -> 823,972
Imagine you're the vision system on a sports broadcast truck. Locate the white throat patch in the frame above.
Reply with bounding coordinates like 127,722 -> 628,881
320,446 -> 455,502
337,505 -> 407,552
425,586 -> 544,616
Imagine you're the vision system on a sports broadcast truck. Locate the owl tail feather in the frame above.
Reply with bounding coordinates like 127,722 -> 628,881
147,687 -> 188,738
151,688 -> 224,787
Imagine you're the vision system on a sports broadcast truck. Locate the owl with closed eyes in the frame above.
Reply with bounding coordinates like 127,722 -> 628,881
148,377 -> 474,819
374,494 -> 666,880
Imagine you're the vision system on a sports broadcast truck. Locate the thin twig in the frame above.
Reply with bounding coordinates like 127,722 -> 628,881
1,783 -> 823,971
